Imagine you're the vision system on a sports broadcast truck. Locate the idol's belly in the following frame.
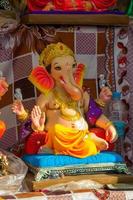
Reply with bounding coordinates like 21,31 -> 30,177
46,107 -> 88,131
58,116 -> 88,130
46,116 -> 88,131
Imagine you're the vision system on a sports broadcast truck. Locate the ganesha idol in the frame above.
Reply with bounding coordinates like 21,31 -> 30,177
12,42 -> 118,158
27,0 -> 116,12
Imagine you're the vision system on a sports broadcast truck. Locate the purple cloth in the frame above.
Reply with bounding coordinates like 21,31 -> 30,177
19,119 -> 32,142
9,119 -> 32,156
27,10 -> 125,15
85,98 -> 102,126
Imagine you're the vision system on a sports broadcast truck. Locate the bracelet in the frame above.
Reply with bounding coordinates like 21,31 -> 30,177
18,110 -> 29,121
105,121 -> 113,130
31,124 -> 45,132
95,98 -> 106,108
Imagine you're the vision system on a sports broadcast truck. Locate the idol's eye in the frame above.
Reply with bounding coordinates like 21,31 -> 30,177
54,66 -> 62,70
72,63 -> 77,68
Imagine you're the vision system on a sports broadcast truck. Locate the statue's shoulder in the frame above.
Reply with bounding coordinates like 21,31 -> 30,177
82,91 -> 90,112
37,92 -> 53,106
83,91 -> 90,101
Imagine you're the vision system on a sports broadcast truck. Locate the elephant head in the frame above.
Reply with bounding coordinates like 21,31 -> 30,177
29,42 -> 85,101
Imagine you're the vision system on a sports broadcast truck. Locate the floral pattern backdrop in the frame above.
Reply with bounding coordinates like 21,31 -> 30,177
123,24 -> 133,171
0,17 -> 132,168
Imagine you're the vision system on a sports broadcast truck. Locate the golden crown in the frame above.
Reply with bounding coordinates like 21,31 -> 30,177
39,42 -> 74,67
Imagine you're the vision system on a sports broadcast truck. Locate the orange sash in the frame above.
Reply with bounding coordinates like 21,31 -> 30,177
52,124 -> 98,158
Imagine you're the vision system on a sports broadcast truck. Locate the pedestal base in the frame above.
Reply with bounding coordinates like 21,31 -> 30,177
25,172 -> 133,191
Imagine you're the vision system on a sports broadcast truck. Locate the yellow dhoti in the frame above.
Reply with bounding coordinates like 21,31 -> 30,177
51,124 -> 98,158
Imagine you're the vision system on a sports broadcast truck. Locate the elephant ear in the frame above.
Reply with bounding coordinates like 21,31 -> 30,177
28,66 -> 55,95
73,63 -> 85,87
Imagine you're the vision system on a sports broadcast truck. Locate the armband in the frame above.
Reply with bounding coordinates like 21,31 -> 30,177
31,124 -> 45,132
95,98 -> 106,108
18,110 -> 29,121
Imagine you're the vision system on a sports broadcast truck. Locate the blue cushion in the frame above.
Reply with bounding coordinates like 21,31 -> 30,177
22,151 -> 124,168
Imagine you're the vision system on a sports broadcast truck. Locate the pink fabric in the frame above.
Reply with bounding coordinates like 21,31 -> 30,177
27,0 -> 116,11
91,0 -> 116,11
27,0 -> 51,11
53,0 -> 84,11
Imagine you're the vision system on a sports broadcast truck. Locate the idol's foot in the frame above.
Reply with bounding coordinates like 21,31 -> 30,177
89,132 -> 109,151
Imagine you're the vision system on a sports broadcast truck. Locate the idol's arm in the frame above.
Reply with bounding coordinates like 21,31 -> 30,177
84,91 -> 103,126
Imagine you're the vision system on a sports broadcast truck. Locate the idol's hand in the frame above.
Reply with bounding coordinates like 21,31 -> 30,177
106,124 -> 118,143
31,105 -> 45,131
12,100 -> 25,116
99,86 -> 112,104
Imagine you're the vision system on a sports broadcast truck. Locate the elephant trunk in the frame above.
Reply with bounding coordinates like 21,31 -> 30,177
60,72 -> 83,101
62,82 -> 82,101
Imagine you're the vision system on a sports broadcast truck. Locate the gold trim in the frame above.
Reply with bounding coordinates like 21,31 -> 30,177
60,107 -> 81,121
84,2 -> 93,11
53,89 -> 81,121
39,42 -> 74,67
71,0 -> 77,10
95,98 -> 105,108
105,121 -> 113,130
31,124 -> 45,132
18,109 -> 29,121
0,153 -> 8,176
